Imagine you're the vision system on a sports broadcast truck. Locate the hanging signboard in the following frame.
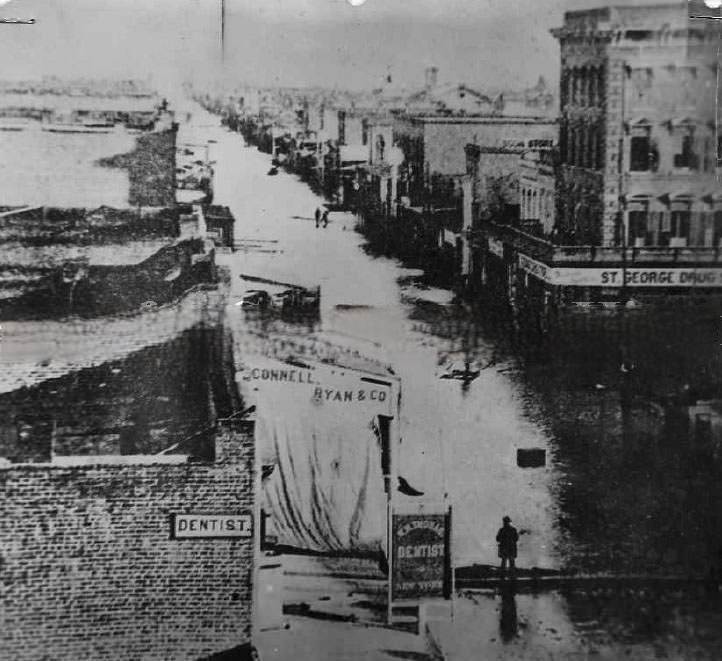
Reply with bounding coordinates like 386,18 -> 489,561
391,511 -> 450,600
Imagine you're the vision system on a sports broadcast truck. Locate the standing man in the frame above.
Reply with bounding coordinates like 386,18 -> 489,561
322,209 -> 329,228
315,207 -> 322,228
496,516 -> 519,574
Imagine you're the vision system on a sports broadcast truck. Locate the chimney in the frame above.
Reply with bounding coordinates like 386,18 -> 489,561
425,66 -> 438,91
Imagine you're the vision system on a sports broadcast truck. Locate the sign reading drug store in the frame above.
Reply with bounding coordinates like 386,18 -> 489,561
171,514 -> 253,539
517,253 -> 722,288
391,512 -> 450,600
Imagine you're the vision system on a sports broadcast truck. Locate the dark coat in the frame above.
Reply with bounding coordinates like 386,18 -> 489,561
496,524 -> 519,558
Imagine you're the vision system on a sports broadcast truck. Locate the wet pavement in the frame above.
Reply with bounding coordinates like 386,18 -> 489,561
188,107 -> 722,657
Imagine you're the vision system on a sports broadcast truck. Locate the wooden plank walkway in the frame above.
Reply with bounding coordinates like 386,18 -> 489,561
457,573 -> 714,592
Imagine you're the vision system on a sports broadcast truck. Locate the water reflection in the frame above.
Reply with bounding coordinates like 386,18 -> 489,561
499,583 -> 518,643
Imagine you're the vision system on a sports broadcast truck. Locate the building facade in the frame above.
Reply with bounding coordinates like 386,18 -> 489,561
552,2 -> 720,248
519,147 -> 557,237
476,3 -> 722,313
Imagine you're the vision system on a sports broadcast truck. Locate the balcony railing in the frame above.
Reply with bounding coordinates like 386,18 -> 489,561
485,222 -> 722,265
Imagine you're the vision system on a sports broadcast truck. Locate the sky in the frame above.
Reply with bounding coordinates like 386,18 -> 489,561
0,0 -> 690,93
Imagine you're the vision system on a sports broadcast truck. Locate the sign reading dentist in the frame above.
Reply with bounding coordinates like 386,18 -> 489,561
171,514 -> 253,539
391,512 -> 450,600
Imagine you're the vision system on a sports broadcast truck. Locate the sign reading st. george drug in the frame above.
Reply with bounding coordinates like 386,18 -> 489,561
171,514 -> 253,539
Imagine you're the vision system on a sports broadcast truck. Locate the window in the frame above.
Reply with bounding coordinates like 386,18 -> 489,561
594,129 -> 600,168
674,133 -> 696,169
714,211 -> 722,246
526,190 -> 532,219
630,134 -> 650,171
375,135 -> 385,163
573,70 -> 581,105
628,209 -> 648,245
338,111 -> 346,146
560,123 -> 568,163
580,70 -> 589,107
671,208 -> 690,239
575,129 -> 583,167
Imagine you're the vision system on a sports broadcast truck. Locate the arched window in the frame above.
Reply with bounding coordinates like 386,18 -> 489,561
567,70 -> 575,106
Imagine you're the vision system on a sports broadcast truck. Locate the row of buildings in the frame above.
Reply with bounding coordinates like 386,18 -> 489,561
0,77 -> 171,130
207,1 -> 721,319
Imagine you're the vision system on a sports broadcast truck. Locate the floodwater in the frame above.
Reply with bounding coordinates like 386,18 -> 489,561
206,119 -> 558,569
206,115 -> 722,571
188,106 -> 722,656
0,116 -> 235,461
0,125 -> 134,207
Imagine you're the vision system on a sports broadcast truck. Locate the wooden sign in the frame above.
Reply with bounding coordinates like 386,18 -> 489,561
171,514 -> 253,539
391,511 -> 450,600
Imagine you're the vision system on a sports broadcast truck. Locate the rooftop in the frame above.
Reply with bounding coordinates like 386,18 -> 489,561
558,2 -> 690,33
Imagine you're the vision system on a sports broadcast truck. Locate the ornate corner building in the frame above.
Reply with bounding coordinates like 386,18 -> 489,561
552,2 -> 720,251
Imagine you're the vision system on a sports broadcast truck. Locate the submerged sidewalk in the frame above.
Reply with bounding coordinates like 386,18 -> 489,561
255,554 -> 436,661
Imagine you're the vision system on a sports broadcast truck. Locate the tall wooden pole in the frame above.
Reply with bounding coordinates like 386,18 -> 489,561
221,0 -> 226,65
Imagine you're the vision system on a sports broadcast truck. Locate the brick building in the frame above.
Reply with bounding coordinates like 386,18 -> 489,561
0,417 -> 258,660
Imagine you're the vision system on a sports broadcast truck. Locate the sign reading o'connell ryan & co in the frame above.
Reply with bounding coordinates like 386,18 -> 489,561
171,514 -> 253,539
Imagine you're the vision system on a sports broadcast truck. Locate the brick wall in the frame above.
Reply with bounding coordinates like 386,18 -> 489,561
0,418 -> 256,661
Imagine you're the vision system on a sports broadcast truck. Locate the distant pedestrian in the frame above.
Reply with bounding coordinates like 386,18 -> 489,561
322,209 -> 329,228
315,207 -> 322,228
496,516 -> 519,574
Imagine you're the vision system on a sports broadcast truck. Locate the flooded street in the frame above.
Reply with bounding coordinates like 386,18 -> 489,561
4,2 -> 721,658
204,117 -> 558,569
186,108 -> 722,656
203,113 -> 722,573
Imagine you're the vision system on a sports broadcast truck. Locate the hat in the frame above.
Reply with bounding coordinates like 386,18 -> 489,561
503,516 -> 511,523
